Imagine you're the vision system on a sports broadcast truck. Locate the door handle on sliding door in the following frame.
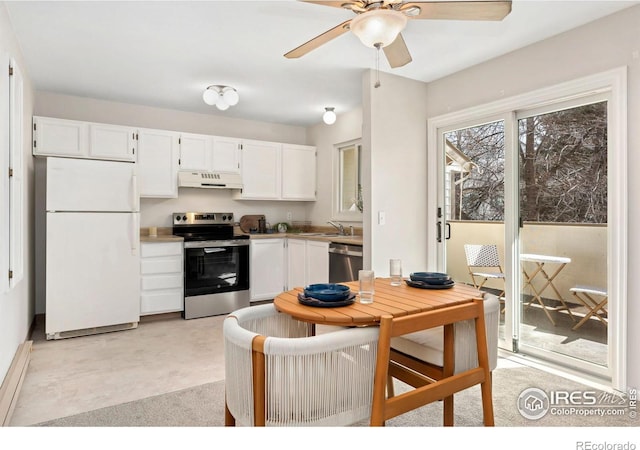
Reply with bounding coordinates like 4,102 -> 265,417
437,221 -> 442,243
445,222 -> 451,240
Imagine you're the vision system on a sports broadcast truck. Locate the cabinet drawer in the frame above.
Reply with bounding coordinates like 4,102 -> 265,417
141,273 -> 183,291
141,290 -> 183,315
141,256 -> 182,275
141,242 -> 182,258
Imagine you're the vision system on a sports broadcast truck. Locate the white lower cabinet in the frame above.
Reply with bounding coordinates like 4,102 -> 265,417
250,239 -> 286,302
287,239 -> 329,289
140,242 -> 184,315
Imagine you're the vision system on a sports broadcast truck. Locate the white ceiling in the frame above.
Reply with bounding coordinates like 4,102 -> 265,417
5,0 -> 638,127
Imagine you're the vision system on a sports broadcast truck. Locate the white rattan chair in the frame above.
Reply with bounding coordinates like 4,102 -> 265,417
375,293 -> 500,426
223,303 -> 379,426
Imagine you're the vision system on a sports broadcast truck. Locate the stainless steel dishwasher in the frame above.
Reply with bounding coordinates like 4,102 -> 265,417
329,243 -> 363,283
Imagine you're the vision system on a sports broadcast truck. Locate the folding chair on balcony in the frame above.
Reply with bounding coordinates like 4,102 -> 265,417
569,285 -> 608,330
464,244 -> 506,304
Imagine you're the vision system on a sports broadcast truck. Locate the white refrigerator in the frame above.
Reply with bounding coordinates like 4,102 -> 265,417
36,157 -> 140,339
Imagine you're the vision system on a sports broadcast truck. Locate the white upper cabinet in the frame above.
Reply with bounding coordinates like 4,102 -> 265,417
238,139 -> 282,200
212,136 -> 241,174
179,133 -> 241,174
88,123 -> 137,162
137,128 -> 180,198
33,116 -> 136,162
33,116 -> 87,158
179,133 -> 210,171
237,141 -> 316,201
282,144 -> 316,201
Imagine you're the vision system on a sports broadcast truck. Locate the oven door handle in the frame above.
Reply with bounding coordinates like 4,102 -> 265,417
203,248 -> 226,254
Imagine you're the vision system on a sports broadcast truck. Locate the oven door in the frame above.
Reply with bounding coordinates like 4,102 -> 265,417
184,241 -> 249,297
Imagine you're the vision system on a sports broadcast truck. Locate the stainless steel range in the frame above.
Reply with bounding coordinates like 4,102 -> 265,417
172,212 -> 250,319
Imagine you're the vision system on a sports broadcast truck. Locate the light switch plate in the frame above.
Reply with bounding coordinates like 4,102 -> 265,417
378,211 -> 386,225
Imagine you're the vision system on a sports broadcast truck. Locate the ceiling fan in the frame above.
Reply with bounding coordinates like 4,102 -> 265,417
284,1 -> 512,68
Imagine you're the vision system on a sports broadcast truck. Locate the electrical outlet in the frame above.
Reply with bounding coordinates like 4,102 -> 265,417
286,212 -> 292,221
378,211 -> 386,225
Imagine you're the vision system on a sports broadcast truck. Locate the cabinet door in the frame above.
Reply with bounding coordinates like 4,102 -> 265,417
240,140 -> 281,199
306,240 -> 329,285
138,128 -> 180,198
33,116 -> 87,157
212,136 -> 241,174
89,123 -> 137,162
250,239 -> 285,301
287,239 -> 307,290
282,144 -> 316,200
179,133 -> 211,171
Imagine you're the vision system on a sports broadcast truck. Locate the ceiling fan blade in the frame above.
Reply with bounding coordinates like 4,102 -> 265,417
404,1 -> 512,21
284,20 -> 352,59
301,1 -> 356,9
383,33 -> 412,68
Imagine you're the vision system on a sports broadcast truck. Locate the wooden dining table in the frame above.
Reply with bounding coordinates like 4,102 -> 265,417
273,278 -> 494,426
273,278 -> 484,327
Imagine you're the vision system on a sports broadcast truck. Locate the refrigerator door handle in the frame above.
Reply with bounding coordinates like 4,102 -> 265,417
131,214 -> 139,256
131,174 -> 139,212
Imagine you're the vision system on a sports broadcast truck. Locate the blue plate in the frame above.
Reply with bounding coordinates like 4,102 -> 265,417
298,292 -> 355,308
410,272 -> 452,285
303,283 -> 351,302
406,279 -> 455,290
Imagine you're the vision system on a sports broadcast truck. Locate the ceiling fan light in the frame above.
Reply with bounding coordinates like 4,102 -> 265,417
202,87 -> 219,106
323,107 -> 336,125
350,9 -> 407,48
222,87 -> 239,106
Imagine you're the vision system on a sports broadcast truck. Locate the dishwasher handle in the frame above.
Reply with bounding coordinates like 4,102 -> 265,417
329,247 -> 363,257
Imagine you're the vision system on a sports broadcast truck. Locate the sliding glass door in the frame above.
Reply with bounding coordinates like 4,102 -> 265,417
433,85 -> 619,384
517,97 -> 609,375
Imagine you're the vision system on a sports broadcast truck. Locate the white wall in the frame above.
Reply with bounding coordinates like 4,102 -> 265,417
425,6 -> 640,388
306,106 -> 363,226
0,3 -> 35,385
362,70 -> 429,276
34,92 -> 314,228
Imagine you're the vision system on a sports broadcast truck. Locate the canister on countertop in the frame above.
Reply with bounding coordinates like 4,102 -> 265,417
149,226 -> 157,237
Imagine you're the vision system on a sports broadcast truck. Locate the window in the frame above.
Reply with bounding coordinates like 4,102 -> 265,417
333,140 -> 362,221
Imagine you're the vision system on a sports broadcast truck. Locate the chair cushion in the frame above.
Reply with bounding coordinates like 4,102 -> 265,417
391,326 -> 445,367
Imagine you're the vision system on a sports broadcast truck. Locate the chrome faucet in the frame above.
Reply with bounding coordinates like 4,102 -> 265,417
327,221 -> 345,236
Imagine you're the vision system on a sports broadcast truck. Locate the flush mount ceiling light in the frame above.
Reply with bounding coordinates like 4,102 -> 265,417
349,9 -> 408,48
323,107 -> 336,125
202,85 -> 239,111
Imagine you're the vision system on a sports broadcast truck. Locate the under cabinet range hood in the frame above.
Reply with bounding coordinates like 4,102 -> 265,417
178,171 -> 243,189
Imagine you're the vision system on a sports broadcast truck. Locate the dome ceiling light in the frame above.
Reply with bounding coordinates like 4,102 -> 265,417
323,107 -> 337,125
202,85 -> 239,111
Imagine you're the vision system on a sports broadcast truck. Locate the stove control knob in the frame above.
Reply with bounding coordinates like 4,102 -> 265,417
175,215 -> 181,221
222,215 -> 227,221
228,213 -> 233,221
182,215 -> 187,221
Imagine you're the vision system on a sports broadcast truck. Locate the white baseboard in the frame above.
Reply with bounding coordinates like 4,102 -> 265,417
0,341 -> 32,426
